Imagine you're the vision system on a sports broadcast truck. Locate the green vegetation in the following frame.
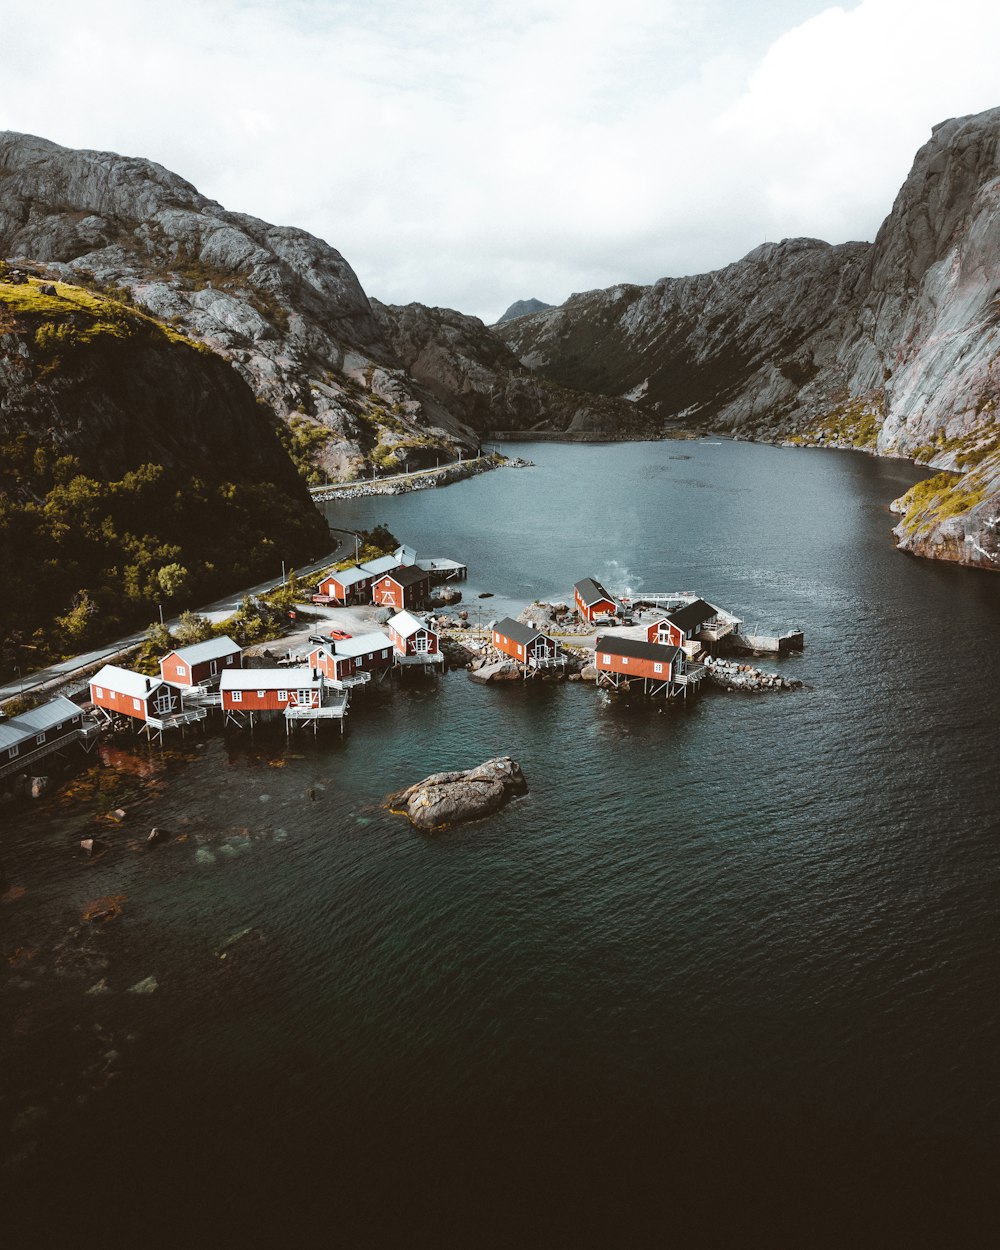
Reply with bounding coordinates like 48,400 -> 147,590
791,397 -> 882,449
0,275 -> 206,353
331,524 -> 399,572
282,415 -> 333,485
896,470 -> 990,533
0,436 -> 324,680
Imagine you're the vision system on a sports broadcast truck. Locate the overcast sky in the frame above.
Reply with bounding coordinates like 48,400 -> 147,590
2,0 -> 999,323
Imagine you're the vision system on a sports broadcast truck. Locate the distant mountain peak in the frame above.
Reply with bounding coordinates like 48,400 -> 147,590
496,298 -> 553,324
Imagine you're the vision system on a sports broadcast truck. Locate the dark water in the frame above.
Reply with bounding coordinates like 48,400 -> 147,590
3,441 -> 999,1244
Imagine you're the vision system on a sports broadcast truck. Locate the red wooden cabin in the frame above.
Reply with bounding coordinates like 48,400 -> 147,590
315,566 -> 371,605
90,665 -> 185,723
219,668 -> 323,713
574,577 -> 620,624
646,617 -> 684,648
159,635 -> 241,688
492,617 -> 564,670
372,566 -> 432,611
387,611 -> 440,660
594,635 -> 682,694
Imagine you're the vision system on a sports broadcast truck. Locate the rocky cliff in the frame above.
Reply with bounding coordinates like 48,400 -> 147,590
0,132 -> 626,476
495,108 -> 1000,571
0,264 -> 327,661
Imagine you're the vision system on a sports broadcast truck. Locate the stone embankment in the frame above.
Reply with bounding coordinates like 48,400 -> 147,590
313,455 -> 530,502
702,656 -> 802,692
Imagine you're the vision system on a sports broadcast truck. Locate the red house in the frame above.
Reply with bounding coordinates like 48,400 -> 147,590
387,611 -> 442,666
329,631 -> 394,680
372,566 -> 432,611
159,635 -> 241,688
315,565 -> 371,605
646,617 -> 684,648
219,668 -> 323,713
90,664 -> 186,724
492,617 -> 565,671
574,577 -> 620,624
594,635 -> 682,695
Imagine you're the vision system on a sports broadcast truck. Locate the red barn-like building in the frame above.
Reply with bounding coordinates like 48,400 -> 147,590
646,617 -> 684,648
387,611 -> 442,666
574,577 -> 619,624
372,566 -> 432,611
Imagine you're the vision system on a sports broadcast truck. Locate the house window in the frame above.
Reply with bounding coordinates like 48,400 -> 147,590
257,690 -> 266,699
621,657 -> 629,665
177,664 -> 186,677
9,745 -> 18,759
210,661 -> 218,676
95,686 -> 104,698
110,690 -> 117,700
36,732 -> 47,745
382,650 -> 388,659
154,692 -> 173,714
297,689 -> 312,704
232,691 -> 242,703
654,663 -> 663,674
601,654 -> 610,664
278,690 -> 287,701
226,655 -> 234,665
133,698 -> 142,710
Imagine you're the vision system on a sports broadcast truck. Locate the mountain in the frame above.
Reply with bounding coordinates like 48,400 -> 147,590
496,298 -> 554,324
0,133 -> 629,477
494,108 -> 1000,571
0,261 -> 328,664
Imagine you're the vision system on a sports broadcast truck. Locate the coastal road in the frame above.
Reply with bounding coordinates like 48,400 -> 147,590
0,528 -> 359,704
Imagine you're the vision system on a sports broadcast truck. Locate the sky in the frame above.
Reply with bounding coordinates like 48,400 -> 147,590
2,0 -> 999,323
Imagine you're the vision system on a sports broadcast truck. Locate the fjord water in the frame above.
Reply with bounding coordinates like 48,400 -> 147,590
4,440 -> 999,1241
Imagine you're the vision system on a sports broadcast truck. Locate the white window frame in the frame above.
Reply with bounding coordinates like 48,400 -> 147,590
232,691 -> 242,703
9,745 -> 18,759
653,663 -> 663,674
177,664 -> 187,677
257,690 -> 266,699
601,654 -> 610,664
278,689 -> 287,701
133,698 -> 142,710
95,686 -> 104,698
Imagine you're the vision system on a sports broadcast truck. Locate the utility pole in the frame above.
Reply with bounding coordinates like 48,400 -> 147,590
158,603 -> 164,625
281,560 -> 286,586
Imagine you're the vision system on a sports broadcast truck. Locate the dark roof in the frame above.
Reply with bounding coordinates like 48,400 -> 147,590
667,598 -> 717,632
574,577 -> 616,606
595,635 -> 680,664
384,565 -> 430,588
493,616 -> 547,647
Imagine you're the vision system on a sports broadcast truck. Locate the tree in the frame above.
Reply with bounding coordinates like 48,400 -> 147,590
174,610 -> 214,646
157,562 -> 190,599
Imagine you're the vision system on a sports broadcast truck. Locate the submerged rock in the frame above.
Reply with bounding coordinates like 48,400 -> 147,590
387,756 -> 528,831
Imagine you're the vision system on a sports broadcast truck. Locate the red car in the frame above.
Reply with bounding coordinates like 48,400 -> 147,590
328,628 -> 353,641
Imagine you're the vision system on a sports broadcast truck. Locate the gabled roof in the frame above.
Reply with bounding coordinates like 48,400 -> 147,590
0,695 -> 82,750
332,631 -> 393,658
667,598 -> 718,633
91,664 -> 163,700
574,577 -> 616,606
379,564 -> 430,588
360,554 -> 400,577
595,635 -> 681,665
323,565 -> 370,588
168,635 -> 240,665
388,610 -> 433,638
493,616 -> 548,647
394,544 -> 418,566
220,667 -> 321,690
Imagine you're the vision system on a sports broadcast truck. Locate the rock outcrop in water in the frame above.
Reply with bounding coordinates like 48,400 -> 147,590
387,756 -> 528,830
493,108 -> 1000,571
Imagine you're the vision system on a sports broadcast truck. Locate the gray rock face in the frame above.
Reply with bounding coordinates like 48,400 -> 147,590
387,756 -> 528,830
371,299 -> 651,437
496,298 -> 553,324
0,131 -> 476,477
494,107 -> 1000,570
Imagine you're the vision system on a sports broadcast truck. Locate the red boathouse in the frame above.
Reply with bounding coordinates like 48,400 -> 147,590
159,635 -> 242,688
372,566 -> 432,611
574,577 -> 620,624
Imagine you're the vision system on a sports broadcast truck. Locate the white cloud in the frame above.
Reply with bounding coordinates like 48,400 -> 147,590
0,0 -> 998,323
